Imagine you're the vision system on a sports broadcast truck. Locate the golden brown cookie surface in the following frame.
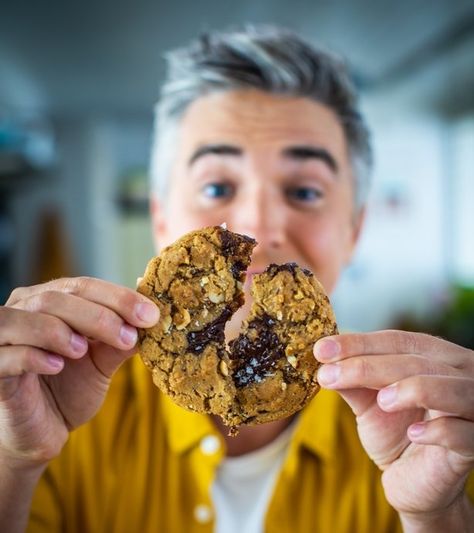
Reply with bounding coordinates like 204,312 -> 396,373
137,226 -> 337,430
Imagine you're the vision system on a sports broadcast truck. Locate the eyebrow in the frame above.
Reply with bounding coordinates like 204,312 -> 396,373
282,145 -> 338,174
188,144 -> 242,166
188,143 -> 338,174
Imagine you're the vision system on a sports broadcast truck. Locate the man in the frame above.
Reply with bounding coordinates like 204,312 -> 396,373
1,26 -> 473,532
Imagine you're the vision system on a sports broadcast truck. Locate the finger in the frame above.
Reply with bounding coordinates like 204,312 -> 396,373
407,417 -> 474,463
0,345 -> 64,379
13,291 -> 139,351
377,375 -> 474,421
314,330 -> 469,366
0,307 -> 88,358
6,277 -> 159,328
317,354 -> 458,391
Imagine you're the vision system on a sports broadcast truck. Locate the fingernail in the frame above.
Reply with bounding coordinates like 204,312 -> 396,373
120,324 -> 138,346
135,302 -> 159,324
71,333 -> 88,354
378,385 -> 398,408
47,355 -> 64,369
314,338 -> 340,361
408,423 -> 425,438
317,364 -> 341,386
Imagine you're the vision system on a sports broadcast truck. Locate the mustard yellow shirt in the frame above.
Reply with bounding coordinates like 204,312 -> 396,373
28,356 -> 473,532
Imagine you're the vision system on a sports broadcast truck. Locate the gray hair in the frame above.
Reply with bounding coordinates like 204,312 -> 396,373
151,25 -> 373,210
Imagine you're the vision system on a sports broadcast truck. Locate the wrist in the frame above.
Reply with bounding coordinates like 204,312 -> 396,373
0,456 -> 48,533
399,493 -> 474,533
0,453 -> 48,482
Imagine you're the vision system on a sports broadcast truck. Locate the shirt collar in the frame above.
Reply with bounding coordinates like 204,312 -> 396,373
287,388 -> 341,464
161,383 -> 341,461
134,344 -> 341,461
161,393 -> 218,454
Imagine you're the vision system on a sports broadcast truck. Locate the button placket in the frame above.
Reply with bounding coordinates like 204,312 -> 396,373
193,503 -> 213,524
200,435 -> 221,456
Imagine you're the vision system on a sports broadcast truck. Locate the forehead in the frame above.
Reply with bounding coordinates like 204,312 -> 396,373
177,89 -> 349,161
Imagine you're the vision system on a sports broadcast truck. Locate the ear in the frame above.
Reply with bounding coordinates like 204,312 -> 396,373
352,206 -> 366,244
345,206 -> 366,265
150,194 -> 168,252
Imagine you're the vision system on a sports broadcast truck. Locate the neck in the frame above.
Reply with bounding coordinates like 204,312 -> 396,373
212,415 -> 295,457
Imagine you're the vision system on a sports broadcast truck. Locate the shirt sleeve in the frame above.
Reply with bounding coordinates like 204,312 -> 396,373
466,470 -> 474,504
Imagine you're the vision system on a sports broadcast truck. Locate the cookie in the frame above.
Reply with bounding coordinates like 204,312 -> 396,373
137,226 -> 338,431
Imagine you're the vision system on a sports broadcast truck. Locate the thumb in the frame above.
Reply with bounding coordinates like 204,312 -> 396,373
332,388 -> 379,417
324,385 -> 419,435
89,341 -> 137,379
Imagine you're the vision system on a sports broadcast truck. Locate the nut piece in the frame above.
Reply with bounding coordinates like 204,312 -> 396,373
286,355 -> 298,368
285,345 -> 295,356
219,360 -> 229,377
174,308 -> 191,330
208,292 -> 224,304
161,315 -> 172,333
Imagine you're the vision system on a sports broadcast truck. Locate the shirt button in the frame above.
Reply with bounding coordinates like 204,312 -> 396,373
194,504 -> 213,524
200,435 -> 220,455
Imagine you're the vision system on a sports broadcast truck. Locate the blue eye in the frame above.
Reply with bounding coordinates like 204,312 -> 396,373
287,186 -> 322,202
202,182 -> 233,198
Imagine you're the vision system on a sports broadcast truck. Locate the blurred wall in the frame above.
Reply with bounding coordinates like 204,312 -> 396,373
1,1 -> 473,335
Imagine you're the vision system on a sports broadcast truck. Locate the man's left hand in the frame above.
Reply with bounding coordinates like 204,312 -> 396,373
314,331 -> 474,528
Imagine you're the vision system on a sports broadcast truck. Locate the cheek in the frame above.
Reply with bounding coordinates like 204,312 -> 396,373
290,215 -> 353,292
297,224 -> 337,265
160,186 -> 228,246
154,191 -> 193,248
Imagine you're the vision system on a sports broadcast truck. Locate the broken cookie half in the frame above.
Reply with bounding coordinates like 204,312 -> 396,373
137,225 -> 338,432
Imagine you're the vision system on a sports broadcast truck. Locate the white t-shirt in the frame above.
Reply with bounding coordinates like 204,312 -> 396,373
211,423 -> 295,533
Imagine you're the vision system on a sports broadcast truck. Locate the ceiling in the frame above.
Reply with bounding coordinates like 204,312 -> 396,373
1,0 -> 473,116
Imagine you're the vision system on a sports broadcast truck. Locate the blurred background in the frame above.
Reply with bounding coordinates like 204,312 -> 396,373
1,0 -> 473,345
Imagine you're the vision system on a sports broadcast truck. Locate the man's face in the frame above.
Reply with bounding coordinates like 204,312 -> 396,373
152,90 -> 363,330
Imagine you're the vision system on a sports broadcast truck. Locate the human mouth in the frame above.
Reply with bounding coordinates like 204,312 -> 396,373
246,268 -> 265,276
243,268 -> 267,287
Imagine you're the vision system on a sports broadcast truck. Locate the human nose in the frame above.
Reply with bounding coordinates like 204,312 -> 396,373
230,182 -> 286,251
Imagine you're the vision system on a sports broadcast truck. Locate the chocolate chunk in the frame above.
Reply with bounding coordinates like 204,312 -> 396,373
266,262 -> 312,277
187,307 -> 233,354
230,260 -> 247,280
229,314 -> 285,387
219,227 -> 256,261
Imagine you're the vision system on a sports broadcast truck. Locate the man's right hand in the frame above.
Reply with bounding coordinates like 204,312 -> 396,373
0,276 -> 159,470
